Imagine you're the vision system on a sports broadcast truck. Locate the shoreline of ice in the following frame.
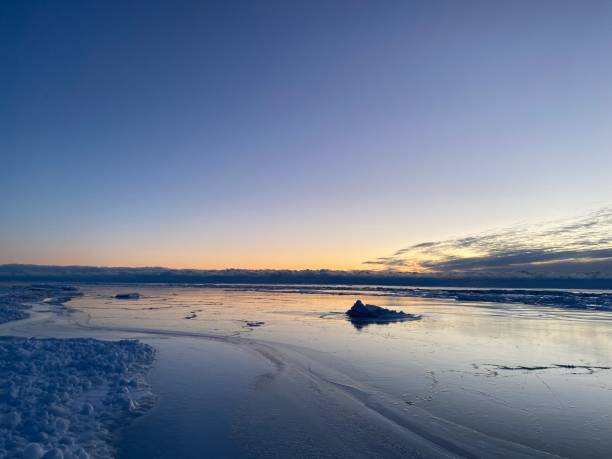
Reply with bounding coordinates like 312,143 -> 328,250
0,286 -> 156,459
0,285 -> 82,324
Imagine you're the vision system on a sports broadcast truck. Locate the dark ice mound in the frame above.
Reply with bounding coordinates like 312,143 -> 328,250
115,292 -> 140,300
346,300 -> 410,319
345,300 -> 420,330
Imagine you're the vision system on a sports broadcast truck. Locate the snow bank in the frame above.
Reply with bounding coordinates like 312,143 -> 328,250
0,337 -> 155,459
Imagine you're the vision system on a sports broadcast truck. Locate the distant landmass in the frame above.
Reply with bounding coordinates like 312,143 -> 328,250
1,264 -> 611,289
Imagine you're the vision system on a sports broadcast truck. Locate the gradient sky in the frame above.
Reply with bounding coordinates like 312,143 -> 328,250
2,0 -> 612,270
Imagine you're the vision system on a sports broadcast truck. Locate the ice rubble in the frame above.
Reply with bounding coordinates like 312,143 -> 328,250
0,285 -> 80,324
0,286 -> 156,458
0,337 -> 155,459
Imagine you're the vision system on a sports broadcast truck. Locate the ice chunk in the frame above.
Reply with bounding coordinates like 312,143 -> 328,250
81,403 -> 94,416
346,300 -> 409,319
23,443 -> 45,459
41,449 -> 63,459
1,411 -> 21,428
115,293 -> 140,300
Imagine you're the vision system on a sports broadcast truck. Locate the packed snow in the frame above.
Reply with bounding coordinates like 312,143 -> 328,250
0,337 -> 155,459
0,285 -> 156,459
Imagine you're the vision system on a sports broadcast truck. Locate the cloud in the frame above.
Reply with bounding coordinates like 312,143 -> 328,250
363,207 -> 612,277
363,257 -> 410,268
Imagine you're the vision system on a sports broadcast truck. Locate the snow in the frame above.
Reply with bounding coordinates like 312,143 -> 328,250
0,337 -> 155,459
0,285 -> 155,459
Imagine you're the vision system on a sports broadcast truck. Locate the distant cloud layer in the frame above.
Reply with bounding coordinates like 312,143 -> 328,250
364,208 -> 612,278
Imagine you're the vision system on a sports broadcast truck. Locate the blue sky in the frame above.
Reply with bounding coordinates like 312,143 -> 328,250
2,1 -> 612,269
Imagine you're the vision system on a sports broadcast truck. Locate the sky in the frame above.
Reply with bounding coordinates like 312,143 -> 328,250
2,0 -> 612,271
366,208 -> 612,277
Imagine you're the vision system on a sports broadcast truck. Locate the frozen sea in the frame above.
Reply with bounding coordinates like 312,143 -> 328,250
3,283 -> 612,458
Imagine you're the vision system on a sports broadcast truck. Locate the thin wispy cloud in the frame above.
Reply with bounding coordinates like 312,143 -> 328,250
364,208 -> 612,277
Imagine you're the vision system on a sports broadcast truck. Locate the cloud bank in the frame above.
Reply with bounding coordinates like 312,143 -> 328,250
364,208 -> 612,278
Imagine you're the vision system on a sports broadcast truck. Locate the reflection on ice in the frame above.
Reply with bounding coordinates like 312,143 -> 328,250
347,315 -> 420,330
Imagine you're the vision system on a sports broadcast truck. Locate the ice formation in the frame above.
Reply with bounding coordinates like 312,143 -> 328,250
0,285 -> 81,324
114,293 -> 140,300
344,300 -> 420,329
0,337 -> 155,459
346,300 -> 412,319
0,285 -> 156,458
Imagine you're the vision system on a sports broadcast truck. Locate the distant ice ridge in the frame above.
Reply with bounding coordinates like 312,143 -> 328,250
418,288 -> 612,310
0,285 -> 81,324
0,337 -> 155,459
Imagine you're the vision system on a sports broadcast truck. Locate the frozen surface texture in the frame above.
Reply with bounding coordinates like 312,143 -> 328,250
0,337 -> 155,459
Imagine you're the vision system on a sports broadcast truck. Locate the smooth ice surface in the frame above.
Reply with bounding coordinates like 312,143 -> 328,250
116,338 -> 265,459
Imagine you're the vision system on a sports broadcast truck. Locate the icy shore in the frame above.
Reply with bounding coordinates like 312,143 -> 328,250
0,285 -> 156,459
0,337 -> 155,459
0,285 -> 81,324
